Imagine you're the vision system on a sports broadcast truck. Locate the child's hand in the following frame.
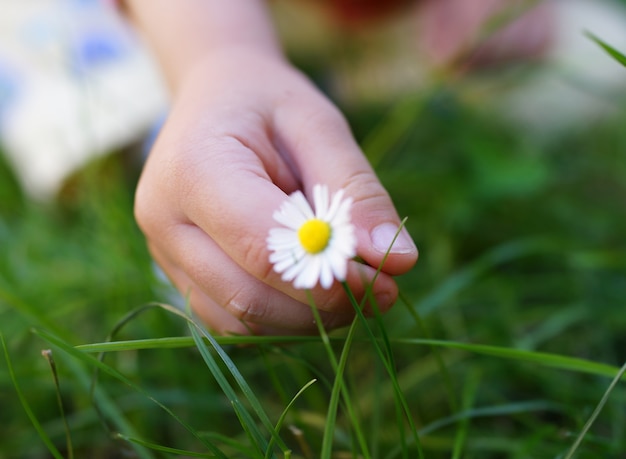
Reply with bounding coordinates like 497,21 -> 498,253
134,49 -> 418,334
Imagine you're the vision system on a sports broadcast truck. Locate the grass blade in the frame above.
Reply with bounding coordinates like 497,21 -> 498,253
386,400 -> 561,459
319,315 -> 369,459
201,431 -> 260,457
563,360 -> 626,458
181,308 -> 291,455
76,335 -> 321,353
399,292 -> 458,412
585,31 -> 626,67
188,323 -> 268,457
32,327 -> 228,459
345,284 -> 424,459
306,290 -> 371,459
41,349 -> 74,459
394,338 -> 623,378
116,433 -> 217,457
451,370 -> 480,459
406,239 -> 553,320
94,301 -> 290,455
2,334 -> 65,459
264,378 -> 316,459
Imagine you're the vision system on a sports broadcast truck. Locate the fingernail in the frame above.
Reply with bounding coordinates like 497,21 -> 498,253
371,223 -> 417,254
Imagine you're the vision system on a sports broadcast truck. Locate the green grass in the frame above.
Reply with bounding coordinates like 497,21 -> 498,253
2,65 -> 626,458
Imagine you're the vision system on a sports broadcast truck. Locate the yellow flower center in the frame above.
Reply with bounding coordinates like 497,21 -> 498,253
298,219 -> 331,254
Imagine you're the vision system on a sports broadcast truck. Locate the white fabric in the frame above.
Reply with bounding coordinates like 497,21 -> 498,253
0,0 -> 167,199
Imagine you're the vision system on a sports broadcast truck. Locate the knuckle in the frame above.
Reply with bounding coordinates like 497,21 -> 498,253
342,169 -> 391,210
223,285 -> 269,323
321,311 -> 355,331
239,232 -> 275,283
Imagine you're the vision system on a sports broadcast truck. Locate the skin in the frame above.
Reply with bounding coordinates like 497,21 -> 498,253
415,0 -> 553,69
124,0 -> 550,335
125,0 -> 418,335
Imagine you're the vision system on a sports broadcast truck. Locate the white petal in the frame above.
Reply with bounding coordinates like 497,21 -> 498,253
325,189 -> 347,222
313,184 -> 329,219
273,205 -> 304,229
273,190 -> 315,228
328,250 -> 348,281
331,226 -> 357,258
270,246 -> 301,263
294,256 -> 322,289
318,257 -> 335,289
273,256 -> 298,273
290,191 -> 315,220
329,196 -> 352,226
267,233 -> 300,252
282,256 -> 309,282
270,251 -> 302,273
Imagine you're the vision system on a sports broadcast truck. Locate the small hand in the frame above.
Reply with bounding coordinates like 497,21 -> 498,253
134,50 -> 418,334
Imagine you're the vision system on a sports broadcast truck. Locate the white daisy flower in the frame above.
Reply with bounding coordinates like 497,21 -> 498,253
267,184 -> 357,289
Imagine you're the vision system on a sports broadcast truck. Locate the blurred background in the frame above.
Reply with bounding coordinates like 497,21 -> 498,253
1,0 -> 626,457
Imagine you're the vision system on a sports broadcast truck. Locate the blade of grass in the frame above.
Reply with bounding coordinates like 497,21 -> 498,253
76,335 -> 322,353
515,305 -> 589,351
585,31 -> 626,67
386,400 -> 561,459
395,238 -> 555,334
357,284 -> 410,459
305,290 -> 338,370
201,432 -> 259,458
425,401 -> 561,435
0,284 -> 68,338
398,291 -> 458,412
41,349 -> 74,459
451,370 -> 480,459
361,92 -> 428,168
32,327 -> 228,459
345,283 -> 423,459
307,291 -> 371,459
180,306 -> 291,455
563,359 -> 626,459
53,344 -> 155,459
95,301 -> 290,455
346,218 -> 424,458
264,379 -> 316,459
369,360 -> 384,458
188,323 -> 269,458
77,334 -> 623,379
2,334 -> 65,459
116,433 -> 217,457
395,338 -> 623,378
320,318 -> 367,459
231,398 -> 267,459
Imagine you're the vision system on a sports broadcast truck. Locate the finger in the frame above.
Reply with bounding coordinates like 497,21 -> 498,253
149,238 -> 357,334
271,87 -> 419,275
137,141 -> 397,321
146,125 -> 400,311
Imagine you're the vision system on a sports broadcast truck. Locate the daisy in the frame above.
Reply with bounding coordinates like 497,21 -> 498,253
267,184 -> 357,289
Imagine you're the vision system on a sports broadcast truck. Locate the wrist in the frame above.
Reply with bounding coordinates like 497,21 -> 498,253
171,45 -> 299,105
121,0 -> 285,90
174,45 -> 288,95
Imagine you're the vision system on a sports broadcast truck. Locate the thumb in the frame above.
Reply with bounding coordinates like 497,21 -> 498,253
273,92 -> 418,276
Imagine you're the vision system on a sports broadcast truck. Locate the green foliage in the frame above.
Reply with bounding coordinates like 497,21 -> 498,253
2,82 -> 626,458
586,32 -> 626,67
